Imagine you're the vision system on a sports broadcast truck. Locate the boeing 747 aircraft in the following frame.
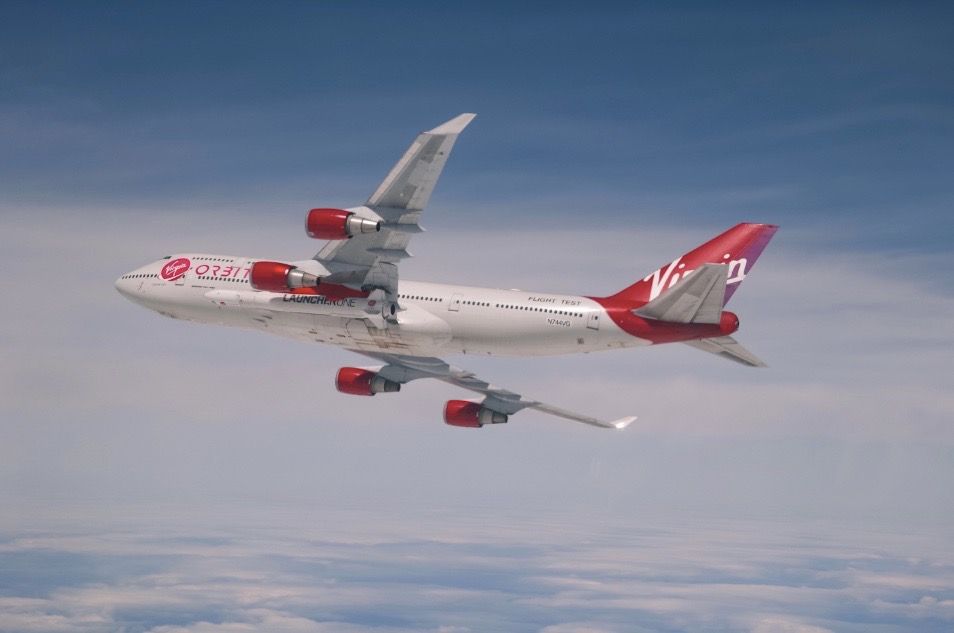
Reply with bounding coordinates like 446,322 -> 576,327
116,114 -> 777,429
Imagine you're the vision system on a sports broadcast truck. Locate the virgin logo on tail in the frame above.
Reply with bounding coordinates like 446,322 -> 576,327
644,255 -> 748,301
160,258 -> 191,281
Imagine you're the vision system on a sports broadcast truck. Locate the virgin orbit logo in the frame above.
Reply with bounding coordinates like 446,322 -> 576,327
160,257 -> 190,281
643,255 -> 748,301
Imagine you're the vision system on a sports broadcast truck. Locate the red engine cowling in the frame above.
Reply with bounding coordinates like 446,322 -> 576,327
306,208 -> 381,240
720,311 -> 740,335
443,400 -> 508,428
249,261 -> 321,293
335,367 -> 401,396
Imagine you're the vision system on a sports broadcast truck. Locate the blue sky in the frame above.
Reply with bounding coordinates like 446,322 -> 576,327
3,3 -> 952,247
2,3 -> 954,632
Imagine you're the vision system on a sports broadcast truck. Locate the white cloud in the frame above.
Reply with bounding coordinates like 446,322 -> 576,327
869,595 -> 954,620
0,517 -> 951,633
749,617 -> 834,633
538,623 -> 624,633
146,610 -> 434,633
2,206 -> 954,526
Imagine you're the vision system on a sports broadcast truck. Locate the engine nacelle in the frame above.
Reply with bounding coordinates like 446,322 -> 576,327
249,261 -> 322,293
443,400 -> 509,428
335,367 -> 401,396
306,208 -> 381,240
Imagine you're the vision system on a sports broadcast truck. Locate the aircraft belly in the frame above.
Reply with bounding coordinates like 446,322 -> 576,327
385,305 -> 452,351
342,318 -> 409,352
167,289 -> 453,354
441,310 -> 649,356
446,318 -> 585,356
149,285 -> 646,357
256,305 -> 452,354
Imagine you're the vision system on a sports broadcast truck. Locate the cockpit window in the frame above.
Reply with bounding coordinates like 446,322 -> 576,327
162,256 -> 172,259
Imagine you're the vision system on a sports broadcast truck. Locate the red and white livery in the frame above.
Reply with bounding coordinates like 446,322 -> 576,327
116,114 -> 777,429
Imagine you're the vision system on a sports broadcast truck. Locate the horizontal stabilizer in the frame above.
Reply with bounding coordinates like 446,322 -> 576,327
683,336 -> 767,367
634,263 -> 727,324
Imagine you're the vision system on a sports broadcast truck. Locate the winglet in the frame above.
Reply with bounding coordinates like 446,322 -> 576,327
612,416 -> 638,430
427,113 -> 477,135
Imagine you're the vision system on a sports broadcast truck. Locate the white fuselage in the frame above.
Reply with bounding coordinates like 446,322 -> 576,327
115,254 -> 648,357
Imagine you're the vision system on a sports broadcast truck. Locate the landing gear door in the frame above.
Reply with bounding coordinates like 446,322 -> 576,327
586,312 -> 600,330
449,294 -> 462,312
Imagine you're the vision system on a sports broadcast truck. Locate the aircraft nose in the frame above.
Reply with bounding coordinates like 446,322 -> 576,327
115,274 -> 132,298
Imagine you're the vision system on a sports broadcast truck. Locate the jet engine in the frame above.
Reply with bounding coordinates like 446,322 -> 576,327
335,367 -> 401,396
306,208 -> 381,240
249,261 -> 321,293
443,400 -> 509,428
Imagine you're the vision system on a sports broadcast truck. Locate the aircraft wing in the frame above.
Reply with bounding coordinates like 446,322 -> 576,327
314,114 -> 476,293
355,351 -> 636,430
683,336 -> 767,367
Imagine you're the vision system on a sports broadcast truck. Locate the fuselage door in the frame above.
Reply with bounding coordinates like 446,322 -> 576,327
448,294 -> 462,312
586,312 -> 600,330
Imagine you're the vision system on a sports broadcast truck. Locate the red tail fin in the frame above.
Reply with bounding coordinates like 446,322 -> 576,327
607,223 -> 778,306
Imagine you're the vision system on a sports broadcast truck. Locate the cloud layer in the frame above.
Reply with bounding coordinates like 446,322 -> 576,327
1,207 -> 953,527
1,512 -> 952,633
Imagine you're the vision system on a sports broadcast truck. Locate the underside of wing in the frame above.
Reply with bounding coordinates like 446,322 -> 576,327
354,352 -> 635,430
683,336 -> 767,367
367,113 -> 476,211
314,114 -> 476,292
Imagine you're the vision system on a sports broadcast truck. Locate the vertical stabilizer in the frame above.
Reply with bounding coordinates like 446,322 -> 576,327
607,223 -> 778,306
